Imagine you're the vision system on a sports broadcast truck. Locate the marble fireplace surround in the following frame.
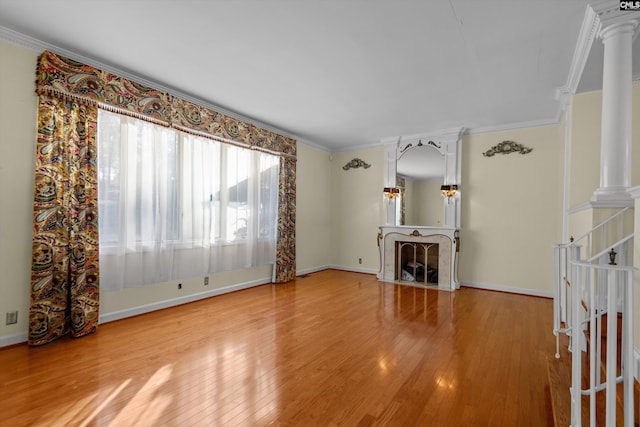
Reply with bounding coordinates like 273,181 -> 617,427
377,226 -> 459,291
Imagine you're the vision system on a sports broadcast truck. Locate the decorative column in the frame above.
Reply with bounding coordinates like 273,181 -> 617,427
440,128 -> 464,228
383,137 -> 400,226
591,6 -> 639,204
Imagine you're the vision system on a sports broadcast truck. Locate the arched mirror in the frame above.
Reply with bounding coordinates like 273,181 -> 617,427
396,144 -> 445,226
383,128 -> 462,229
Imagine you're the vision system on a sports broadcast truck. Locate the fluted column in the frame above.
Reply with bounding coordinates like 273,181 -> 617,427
591,15 -> 638,204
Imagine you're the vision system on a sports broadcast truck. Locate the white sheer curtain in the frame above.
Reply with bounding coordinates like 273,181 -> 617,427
97,110 -> 279,291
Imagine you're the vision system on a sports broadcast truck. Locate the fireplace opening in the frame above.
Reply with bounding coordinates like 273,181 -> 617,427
395,241 -> 439,284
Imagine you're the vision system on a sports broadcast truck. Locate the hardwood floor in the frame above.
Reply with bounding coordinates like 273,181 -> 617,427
0,270 -> 556,426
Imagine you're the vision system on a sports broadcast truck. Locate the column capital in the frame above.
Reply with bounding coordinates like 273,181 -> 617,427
589,0 -> 640,34
599,18 -> 639,40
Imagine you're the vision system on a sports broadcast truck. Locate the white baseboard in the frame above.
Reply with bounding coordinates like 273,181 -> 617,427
0,275 -> 555,348
296,265 -> 331,276
461,281 -> 553,298
327,264 -> 378,275
0,332 -> 27,347
635,347 -> 640,382
298,265 -> 378,277
99,278 -> 271,324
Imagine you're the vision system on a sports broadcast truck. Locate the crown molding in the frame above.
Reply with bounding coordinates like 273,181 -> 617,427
396,127 -> 465,144
0,25 -> 301,143
553,4 -> 600,121
0,25 -> 44,52
559,5 -> 600,99
553,2 -> 640,119
297,138 -> 332,153
465,117 -> 560,136
330,140 -> 385,153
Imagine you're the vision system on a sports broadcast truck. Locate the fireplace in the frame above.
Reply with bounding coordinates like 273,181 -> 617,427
378,226 -> 459,290
396,241 -> 439,284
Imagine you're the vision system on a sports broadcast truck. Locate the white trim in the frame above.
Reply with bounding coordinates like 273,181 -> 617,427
297,138 -> 331,153
325,118 -> 562,153
588,198 -> 634,209
465,118 -> 561,136
627,185 -> 640,199
635,347 -> 640,381
558,5 -> 600,99
0,26 -> 43,52
99,278 -> 271,324
0,26 -> 299,143
330,120 -> 563,153
330,141 -> 385,154
296,265 -> 330,276
0,333 -> 27,348
461,281 -> 553,298
568,198 -> 634,213
562,104 -> 573,242
390,127 -> 466,146
327,264 -> 379,275
568,201 -> 594,214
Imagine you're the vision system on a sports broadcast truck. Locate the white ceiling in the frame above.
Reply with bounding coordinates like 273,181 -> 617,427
0,0 -> 632,152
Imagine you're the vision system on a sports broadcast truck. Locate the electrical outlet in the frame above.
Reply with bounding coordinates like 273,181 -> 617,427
204,277 -> 209,286
6,311 -> 18,325
358,258 -> 362,264
178,283 -> 182,290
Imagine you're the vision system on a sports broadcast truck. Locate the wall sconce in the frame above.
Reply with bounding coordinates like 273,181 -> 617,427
383,187 -> 400,199
440,184 -> 458,198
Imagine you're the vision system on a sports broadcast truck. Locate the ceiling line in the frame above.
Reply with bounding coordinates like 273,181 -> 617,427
0,25 -> 307,146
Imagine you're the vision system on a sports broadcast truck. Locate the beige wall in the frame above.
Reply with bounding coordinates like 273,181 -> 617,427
569,90 -> 601,208
296,142 -> 331,272
100,265 -> 273,318
329,148 -> 385,272
460,125 -> 564,294
569,84 -> 640,209
0,41 -> 38,343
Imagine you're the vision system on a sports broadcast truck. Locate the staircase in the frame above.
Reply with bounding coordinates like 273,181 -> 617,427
551,207 -> 638,426
547,318 -> 640,426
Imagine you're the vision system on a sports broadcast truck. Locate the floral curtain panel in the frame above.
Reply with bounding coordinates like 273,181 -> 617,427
275,156 -> 297,283
30,95 -> 100,345
30,51 -> 297,344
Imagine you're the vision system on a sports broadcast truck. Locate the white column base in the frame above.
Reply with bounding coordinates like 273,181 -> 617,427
591,186 -> 633,207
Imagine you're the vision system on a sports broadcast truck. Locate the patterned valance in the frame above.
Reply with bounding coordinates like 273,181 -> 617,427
36,50 -> 296,157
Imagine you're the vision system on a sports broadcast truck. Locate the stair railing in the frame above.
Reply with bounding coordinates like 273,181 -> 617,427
569,259 -> 635,427
553,207 -> 635,426
553,207 -> 633,357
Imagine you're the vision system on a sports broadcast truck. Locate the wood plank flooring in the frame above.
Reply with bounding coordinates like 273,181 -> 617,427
0,270 -> 556,426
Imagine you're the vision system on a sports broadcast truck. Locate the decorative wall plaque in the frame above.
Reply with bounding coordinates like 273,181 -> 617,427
483,140 -> 533,157
343,158 -> 371,170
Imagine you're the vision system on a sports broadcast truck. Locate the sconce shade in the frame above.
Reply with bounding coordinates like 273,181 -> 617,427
440,184 -> 458,198
383,187 -> 400,198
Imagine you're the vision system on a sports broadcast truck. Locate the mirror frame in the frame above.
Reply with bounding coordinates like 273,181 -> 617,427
383,127 -> 463,228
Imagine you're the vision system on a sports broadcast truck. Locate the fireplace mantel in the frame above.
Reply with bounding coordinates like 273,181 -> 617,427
377,226 -> 459,290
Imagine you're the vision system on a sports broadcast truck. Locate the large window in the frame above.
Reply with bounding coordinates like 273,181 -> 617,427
97,110 -> 280,290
